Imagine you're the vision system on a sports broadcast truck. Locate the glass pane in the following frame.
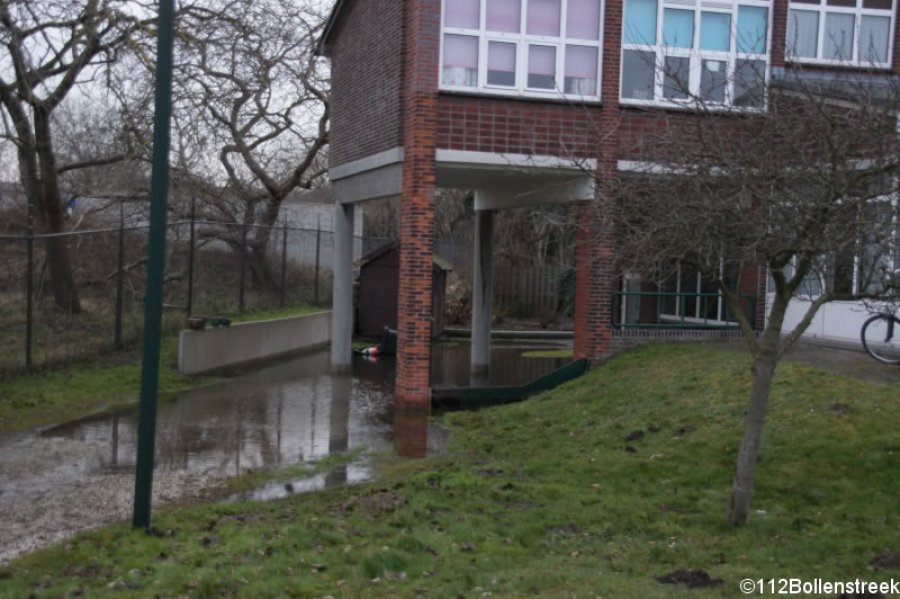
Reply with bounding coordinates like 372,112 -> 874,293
624,0 -> 658,44
488,41 -> 517,86
527,0 -> 561,36
528,45 -> 557,88
663,55 -> 690,99
445,0 -> 480,29
734,59 -> 766,106
787,10 -> 819,58
824,12 -> 855,60
621,49 -> 656,99
737,6 -> 768,54
567,0 -> 602,40
700,59 -> 727,102
664,9 -> 695,48
859,15 -> 890,63
826,0 -> 855,6
700,12 -> 731,51
565,45 -> 599,94
487,0 -> 521,33
442,34 -> 479,87
863,0 -> 892,9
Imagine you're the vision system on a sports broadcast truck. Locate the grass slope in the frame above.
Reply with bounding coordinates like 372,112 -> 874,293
2,344 -> 898,598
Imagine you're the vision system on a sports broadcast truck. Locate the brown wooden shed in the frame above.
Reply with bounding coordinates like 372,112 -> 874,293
356,242 -> 453,338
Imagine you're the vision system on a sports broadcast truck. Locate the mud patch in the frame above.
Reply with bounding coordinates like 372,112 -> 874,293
655,569 -> 723,589
872,551 -> 900,571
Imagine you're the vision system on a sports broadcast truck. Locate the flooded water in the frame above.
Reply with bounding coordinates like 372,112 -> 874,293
0,342 -> 569,563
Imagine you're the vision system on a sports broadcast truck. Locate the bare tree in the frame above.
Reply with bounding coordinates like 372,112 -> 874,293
0,0 -> 151,312
599,68 -> 900,525
173,0 -> 329,287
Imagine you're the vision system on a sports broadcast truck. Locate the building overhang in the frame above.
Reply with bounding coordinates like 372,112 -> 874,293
436,150 -> 596,209
316,0 -> 349,58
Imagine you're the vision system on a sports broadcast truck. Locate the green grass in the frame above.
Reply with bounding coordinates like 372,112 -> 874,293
521,348 -> 574,359
0,305 -> 317,434
2,344 -> 898,598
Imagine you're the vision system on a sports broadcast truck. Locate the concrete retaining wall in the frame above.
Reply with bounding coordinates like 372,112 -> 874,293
178,311 -> 332,375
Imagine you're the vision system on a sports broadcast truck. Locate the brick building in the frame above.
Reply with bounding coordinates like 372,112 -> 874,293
318,0 -> 900,406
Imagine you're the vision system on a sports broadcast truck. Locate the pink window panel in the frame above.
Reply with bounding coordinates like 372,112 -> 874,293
529,45 -> 557,74
565,45 -> 598,94
488,41 -> 517,70
487,0 -> 522,32
443,34 -> 479,67
527,0 -> 562,36
565,45 -> 598,77
566,0 -> 602,40
445,0 -> 481,29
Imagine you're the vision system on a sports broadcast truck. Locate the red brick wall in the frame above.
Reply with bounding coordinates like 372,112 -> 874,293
436,95 -> 602,158
396,0 -> 441,405
327,0 -> 406,168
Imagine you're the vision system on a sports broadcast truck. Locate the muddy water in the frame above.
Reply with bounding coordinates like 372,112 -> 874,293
0,342 -> 568,563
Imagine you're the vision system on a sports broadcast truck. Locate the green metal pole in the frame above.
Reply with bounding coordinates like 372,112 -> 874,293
133,0 -> 176,530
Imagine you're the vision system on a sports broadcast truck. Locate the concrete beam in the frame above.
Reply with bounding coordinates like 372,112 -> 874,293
473,176 -> 595,210
331,163 -> 404,204
471,209 -> 494,374
331,202 -> 355,368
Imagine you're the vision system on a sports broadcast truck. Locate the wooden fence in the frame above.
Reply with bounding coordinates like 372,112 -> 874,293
493,266 -> 565,317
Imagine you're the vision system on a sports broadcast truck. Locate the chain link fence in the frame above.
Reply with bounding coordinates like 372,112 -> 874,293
0,208 -> 387,374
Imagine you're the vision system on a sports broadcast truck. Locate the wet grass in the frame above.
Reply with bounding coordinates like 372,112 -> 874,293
0,305 -> 318,434
521,348 -> 574,359
2,344 -> 899,597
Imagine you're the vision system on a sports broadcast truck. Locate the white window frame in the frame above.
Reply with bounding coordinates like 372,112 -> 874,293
619,0 -> 773,110
439,0 -> 605,102
785,0 -> 897,68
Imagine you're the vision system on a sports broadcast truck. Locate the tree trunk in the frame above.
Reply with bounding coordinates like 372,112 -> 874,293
727,351 -> 778,526
34,106 -> 81,313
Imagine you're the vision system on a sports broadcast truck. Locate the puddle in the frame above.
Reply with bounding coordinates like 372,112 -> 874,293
0,342 -> 569,563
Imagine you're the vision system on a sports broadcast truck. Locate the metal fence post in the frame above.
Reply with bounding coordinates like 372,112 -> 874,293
25,199 -> 34,369
186,196 -> 196,316
114,200 -> 125,350
280,221 -> 288,307
314,215 -> 321,306
239,222 -> 247,314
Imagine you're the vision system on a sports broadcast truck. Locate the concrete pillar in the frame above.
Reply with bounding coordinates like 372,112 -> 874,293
330,202 -> 355,368
471,208 -> 495,374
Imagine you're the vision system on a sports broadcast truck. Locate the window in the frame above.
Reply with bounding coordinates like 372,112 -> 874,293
440,0 -> 603,99
658,263 -> 741,324
621,0 -> 771,107
786,0 -> 894,67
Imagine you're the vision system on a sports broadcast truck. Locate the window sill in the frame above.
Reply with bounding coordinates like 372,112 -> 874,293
438,85 -> 602,105
784,57 -> 893,72
619,97 -> 767,114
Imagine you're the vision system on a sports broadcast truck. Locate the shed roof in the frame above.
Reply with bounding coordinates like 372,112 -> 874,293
357,241 -> 454,272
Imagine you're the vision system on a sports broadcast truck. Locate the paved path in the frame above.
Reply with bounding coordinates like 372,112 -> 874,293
720,340 -> 900,386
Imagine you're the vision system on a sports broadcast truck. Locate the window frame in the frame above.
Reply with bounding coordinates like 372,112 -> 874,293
439,0 -> 605,102
785,0 -> 897,68
619,0 -> 774,110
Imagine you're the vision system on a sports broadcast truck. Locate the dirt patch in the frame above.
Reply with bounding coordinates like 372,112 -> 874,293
872,551 -> 900,571
655,569 -> 723,589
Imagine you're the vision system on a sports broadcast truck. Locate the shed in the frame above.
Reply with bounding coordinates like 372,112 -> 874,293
356,242 -> 453,338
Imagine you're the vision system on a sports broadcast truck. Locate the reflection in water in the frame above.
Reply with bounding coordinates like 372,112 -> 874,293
8,343 -> 565,502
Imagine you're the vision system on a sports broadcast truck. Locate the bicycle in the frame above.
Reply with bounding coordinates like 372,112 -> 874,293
861,309 -> 900,365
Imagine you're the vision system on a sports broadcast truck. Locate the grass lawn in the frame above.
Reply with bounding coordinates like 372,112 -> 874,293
2,344 -> 898,598
0,305 -> 322,434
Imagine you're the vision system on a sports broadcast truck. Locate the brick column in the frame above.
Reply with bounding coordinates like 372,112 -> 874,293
573,201 -> 615,360
396,0 -> 440,406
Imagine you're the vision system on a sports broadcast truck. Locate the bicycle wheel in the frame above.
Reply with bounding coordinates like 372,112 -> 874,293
861,314 -> 900,365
